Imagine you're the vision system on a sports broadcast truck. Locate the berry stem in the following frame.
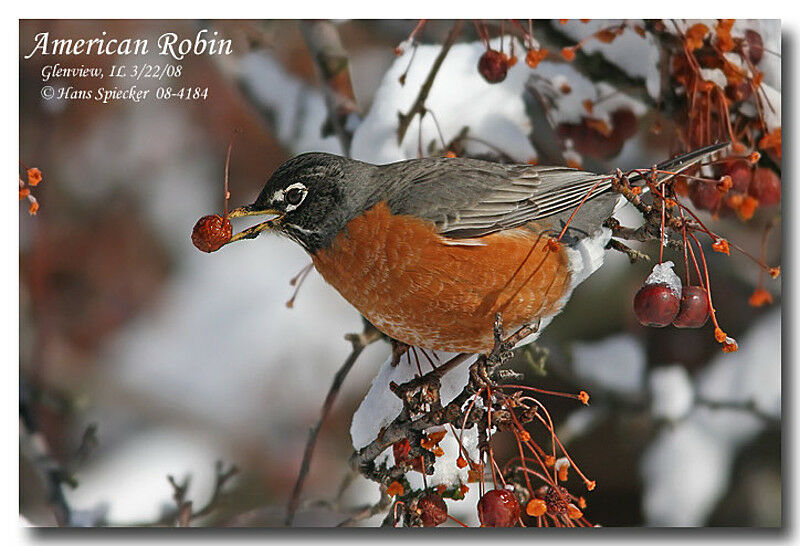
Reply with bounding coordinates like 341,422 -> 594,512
223,140 -> 233,220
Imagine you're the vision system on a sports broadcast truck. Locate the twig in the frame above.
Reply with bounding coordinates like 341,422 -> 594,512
165,461 -> 239,527
606,238 -> 651,263
192,461 -> 240,520
299,20 -> 360,157
19,379 -> 76,526
530,20 -> 656,108
695,397 -> 779,423
284,321 -> 382,526
397,20 -> 463,145
352,315 -> 533,487
336,492 -> 392,527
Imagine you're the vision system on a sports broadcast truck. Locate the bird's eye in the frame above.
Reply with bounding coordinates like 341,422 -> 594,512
285,187 -> 305,206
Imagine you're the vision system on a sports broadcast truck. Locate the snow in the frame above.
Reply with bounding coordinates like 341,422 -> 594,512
351,37 -> 537,164
529,62 -> 648,127
237,52 -> 342,155
350,349 -> 481,490
558,20 -> 662,99
732,20 -> 781,90
649,366 -> 695,421
571,333 -> 645,396
641,419 -> 732,527
644,261 -> 682,297
350,349 -> 477,450
696,310 -> 781,422
63,427 -> 231,525
760,83 -> 782,132
640,310 -> 780,526
105,237 -> 384,439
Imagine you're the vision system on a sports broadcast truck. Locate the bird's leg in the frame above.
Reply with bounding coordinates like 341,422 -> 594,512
390,338 -> 410,367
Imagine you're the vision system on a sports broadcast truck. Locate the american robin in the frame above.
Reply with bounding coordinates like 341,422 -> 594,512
225,143 -> 726,353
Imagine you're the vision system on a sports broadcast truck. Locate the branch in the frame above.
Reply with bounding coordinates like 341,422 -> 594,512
530,20 -> 656,108
19,379 -> 76,526
397,20 -> 463,145
694,397 -> 779,424
300,20 -> 360,157
165,461 -> 239,527
284,321 -> 382,526
606,238 -> 651,263
336,492 -> 392,527
351,316 -> 536,491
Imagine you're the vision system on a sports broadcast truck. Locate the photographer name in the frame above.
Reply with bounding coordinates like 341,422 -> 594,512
24,29 -> 232,61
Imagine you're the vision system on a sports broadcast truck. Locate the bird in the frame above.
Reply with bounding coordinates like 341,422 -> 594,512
224,143 -> 727,353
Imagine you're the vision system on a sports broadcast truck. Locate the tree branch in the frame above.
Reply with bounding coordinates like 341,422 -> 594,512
300,20 -> 360,157
284,321 -> 382,526
397,20 -> 463,145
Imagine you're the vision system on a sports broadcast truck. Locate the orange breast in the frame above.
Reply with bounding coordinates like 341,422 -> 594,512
311,202 -> 572,352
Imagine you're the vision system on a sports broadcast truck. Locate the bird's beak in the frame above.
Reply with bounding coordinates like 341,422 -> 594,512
225,205 -> 284,244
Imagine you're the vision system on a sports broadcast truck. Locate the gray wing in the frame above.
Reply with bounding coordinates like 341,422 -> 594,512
382,157 -> 613,239
380,143 -> 729,240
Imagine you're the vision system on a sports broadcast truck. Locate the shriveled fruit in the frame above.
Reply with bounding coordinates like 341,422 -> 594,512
478,50 -> 508,83
418,493 -> 448,527
393,439 -> 423,472
192,214 -> 232,253
544,485 -> 570,517
672,286 -> 710,328
477,489 -> 521,527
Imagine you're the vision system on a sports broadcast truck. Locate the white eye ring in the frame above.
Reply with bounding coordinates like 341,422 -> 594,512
274,182 -> 307,212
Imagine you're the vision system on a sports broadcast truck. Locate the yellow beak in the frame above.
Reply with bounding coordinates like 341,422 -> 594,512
225,206 -> 284,244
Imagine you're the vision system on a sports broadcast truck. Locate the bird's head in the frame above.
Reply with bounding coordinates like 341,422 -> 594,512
227,152 -> 371,253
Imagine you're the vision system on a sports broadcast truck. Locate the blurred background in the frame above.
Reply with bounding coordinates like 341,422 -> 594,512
19,19 -> 781,527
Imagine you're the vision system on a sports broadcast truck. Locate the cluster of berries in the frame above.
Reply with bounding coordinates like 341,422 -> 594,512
687,159 -> 781,220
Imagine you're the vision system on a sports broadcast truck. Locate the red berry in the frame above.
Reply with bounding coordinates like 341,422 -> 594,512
748,167 -> 781,206
191,214 -> 232,253
672,286 -> 710,328
720,160 -> 753,193
418,493 -> 448,527
611,108 -> 637,139
478,50 -> 508,83
745,29 -> 764,65
477,489 -> 521,527
634,283 -> 680,327
724,81 -> 752,103
688,180 -> 722,211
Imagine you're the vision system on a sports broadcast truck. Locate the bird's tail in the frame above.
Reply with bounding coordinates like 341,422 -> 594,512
611,142 -> 729,214
629,141 -> 730,186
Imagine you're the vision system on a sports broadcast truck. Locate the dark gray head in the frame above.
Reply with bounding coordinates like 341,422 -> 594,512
232,152 -> 377,253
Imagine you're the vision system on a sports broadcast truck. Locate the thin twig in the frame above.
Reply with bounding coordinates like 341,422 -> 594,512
165,461 -> 238,527
336,492 -> 392,527
606,238 -> 651,263
299,20 -> 360,157
192,461 -> 240,520
397,21 -> 464,144
19,379 -> 76,526
285,321 -> 382,526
